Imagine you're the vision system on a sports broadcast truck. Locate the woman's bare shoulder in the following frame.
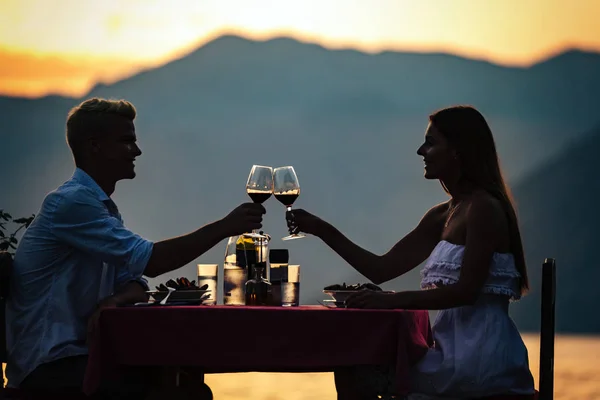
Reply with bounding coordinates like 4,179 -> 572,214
465,190 -> 508,232
467,191 -> 505,214
421,200 -> 452,225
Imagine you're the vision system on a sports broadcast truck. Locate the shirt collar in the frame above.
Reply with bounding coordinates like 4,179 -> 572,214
71,168 -> 110,202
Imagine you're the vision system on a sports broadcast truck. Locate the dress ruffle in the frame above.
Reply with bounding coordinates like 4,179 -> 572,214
419,240 -> 522,301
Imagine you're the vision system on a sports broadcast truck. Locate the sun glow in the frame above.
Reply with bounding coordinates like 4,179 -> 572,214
1,0 -> 599,98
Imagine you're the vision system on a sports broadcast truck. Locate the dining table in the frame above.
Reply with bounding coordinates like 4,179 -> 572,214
83,304 -> 433,397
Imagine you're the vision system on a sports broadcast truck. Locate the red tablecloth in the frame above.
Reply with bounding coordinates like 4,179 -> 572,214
83,305 -> 432,396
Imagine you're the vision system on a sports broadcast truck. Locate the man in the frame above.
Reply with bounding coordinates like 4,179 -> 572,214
5,98 -> 265,396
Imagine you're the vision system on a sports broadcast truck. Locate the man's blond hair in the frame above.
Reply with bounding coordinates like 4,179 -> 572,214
67,98 -> 136,121
65,98 -> 137,165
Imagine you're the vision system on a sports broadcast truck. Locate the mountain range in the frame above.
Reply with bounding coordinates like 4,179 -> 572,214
1,35 -> 599,333
511,125 -> 600,333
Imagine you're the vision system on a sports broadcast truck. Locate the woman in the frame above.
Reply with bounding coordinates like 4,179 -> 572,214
290,106 -> 536,399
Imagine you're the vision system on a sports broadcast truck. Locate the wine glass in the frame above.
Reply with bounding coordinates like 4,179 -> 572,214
245,165 -> 273,239
273,166 -> 305,240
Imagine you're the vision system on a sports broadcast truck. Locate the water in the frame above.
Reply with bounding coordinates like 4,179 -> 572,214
223,263 -> 247,305
282,282 -> 300,306
197,274 -> 218,305
202,334 -> 600,399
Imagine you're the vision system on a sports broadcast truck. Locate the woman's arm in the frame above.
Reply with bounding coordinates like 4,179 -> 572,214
346,194 -> 505,309
291,202 -> 448,284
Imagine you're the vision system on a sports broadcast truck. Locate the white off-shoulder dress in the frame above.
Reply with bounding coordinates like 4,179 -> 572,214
409,240 -> 535,398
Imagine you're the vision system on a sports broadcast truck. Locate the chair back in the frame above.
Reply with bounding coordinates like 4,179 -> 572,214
0,250 -> 12,391
0,251 -> 11,359
539,258 -> 556,400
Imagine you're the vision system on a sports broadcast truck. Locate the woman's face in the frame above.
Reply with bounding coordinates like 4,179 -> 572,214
416,122 -> 459,180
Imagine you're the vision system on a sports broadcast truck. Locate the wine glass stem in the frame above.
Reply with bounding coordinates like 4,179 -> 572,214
287,206 -> 295,235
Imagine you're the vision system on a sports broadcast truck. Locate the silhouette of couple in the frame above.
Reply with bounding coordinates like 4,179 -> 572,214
6,98 -> 535,399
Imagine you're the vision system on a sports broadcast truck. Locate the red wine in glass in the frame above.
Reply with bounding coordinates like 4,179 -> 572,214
274,193 -> 299,207
273,166 -> 305,240
248,191 -> 272,204
245,165 -> 273,238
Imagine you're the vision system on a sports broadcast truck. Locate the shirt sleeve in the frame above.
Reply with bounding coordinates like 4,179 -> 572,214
116,274 -> 150,291
49,188 -> 154,282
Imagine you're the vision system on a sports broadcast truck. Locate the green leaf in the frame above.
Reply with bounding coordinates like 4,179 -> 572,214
25,215 -> 35,227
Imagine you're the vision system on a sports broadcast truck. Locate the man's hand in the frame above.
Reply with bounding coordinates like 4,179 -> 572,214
87,296 -> 119,344
286,209 -> 326,236
220,203 -> 265,237
87,281 -> 148,343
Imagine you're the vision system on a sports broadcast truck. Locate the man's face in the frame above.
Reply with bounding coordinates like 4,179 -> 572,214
91,117 -> 142,181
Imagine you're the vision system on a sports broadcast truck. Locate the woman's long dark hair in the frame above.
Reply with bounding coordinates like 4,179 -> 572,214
430,105 -> 529,296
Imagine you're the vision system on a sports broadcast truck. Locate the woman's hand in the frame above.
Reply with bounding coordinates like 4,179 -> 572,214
345,290 -> 398,309
286,209 -> 327,236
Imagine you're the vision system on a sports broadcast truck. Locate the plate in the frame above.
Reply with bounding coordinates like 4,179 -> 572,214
322,289 -> 395,303
126,300 -> 206,307
318,299 -> 347,309
322,290 -> 360,302
146,290 -> 211,303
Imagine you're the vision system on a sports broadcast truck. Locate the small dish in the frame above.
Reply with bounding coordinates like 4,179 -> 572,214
322,290 -> 358,303
318,299 -> 347,308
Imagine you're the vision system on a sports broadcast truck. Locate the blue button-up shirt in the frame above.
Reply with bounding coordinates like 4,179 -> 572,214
6,168 -> 154,387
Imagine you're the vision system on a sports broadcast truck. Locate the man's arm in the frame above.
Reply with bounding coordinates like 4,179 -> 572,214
107,280 -> 149,305
87,281 -> 149,342
144,203 -> 265,277
143,219 -> 227,278
51,190 -> 264,280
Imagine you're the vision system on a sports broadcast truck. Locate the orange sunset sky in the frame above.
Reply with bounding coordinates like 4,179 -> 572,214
1,0 -> 600,98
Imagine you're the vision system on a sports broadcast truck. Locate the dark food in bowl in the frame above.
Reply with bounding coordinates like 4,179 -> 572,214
323,282 -> 382,291
155,277 -> 208,292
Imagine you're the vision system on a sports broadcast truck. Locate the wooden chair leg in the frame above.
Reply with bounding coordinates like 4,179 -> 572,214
539,258 -> 556,400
